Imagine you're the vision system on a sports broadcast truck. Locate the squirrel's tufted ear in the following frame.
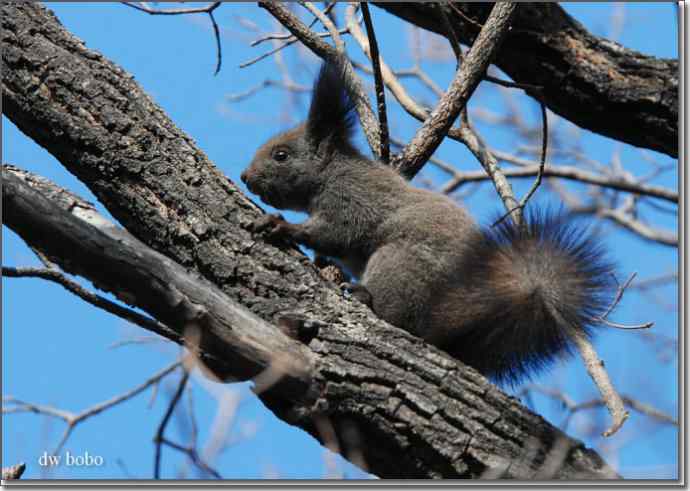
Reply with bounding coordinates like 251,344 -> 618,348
306,61 -> 357,152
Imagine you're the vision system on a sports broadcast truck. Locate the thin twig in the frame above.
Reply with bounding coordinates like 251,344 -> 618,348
360,2 -> 390,162
436,3 -> 463,68
154,368 -> 190,479
208,9 -> 222,75
226,79 -> 310,103
300,1 -> 344,52
601,207 -> 678,247
241,26 -> 352,69
520,384 -> 678,428
123,2 -> 219,15
3,361 -> 182,456
159,437 -> 222,479
123,2 -> 223,75
3,266 -> 180,345
491,101 -> 548,228
259,1 -> 380,153
439,159 -> 678,203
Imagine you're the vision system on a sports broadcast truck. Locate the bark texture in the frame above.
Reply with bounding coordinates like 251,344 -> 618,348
2,3 -> 619,479
374,2 -> 678,158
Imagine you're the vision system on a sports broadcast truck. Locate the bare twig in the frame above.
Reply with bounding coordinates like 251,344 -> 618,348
436,3 -> 463,68
241,26 -> 352,69
601,207 -> 677,247
300,1 -> 344,52
491,101 -> 548,228
360,2 -> 390,162
520,384 -> 678,428
123,2 -> 223,75
571,332 -> 629,437
599,273 -> 637,320
3,361 -> 183,456
154,368 -> 190,479
629,272 -> 678,290
158,437 -> 222,479
208,8 -> 222,75
226,79 -> 310,103
439,159 -> 678,203
249,1 -> 337,46
3,266 -> 180,345
123,2 -> 219,15
259,1 -> 380,153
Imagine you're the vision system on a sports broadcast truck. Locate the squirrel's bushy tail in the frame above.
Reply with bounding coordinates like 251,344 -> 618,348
450,209 -> 616,385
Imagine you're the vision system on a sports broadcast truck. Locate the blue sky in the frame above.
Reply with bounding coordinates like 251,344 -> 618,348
2,2 -> 679,480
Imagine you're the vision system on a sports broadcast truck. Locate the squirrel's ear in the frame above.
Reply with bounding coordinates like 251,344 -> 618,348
306,62 -> 357,152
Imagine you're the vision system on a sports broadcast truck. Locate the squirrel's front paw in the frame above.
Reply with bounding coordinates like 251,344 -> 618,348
252,213 -> 291,241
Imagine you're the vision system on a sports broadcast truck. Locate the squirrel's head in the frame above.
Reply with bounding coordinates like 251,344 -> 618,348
241,62 -> 360,211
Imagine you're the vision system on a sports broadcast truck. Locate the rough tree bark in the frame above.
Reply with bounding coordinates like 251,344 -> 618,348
2,3 -> 619,479
374,2 -> 678,158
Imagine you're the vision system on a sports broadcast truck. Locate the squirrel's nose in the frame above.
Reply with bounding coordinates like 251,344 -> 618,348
240,169 -> 248,183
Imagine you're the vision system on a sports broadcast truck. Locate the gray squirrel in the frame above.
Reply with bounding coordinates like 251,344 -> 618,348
241,62 -> 616,384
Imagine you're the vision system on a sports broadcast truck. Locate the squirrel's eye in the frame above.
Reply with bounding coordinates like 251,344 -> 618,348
273,150 -> 289,162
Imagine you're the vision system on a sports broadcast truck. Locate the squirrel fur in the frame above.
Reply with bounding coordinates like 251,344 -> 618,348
241,62 -> 616,384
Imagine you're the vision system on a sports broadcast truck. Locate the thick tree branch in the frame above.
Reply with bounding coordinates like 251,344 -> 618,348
2,167 -> 314,393
373,3 -> 678,158
2,3 -> 619,479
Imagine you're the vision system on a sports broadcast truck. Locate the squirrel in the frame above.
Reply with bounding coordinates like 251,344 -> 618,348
240,62 -> 616,385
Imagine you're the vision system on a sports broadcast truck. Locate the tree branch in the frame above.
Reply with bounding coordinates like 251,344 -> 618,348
1,4 -> 619,478
374,3 -> 678,157
2,166 -> 314,392
3,264 -> 178,343
440,160 -> 678,204
3,360 -> 183,456
394,2 -> 518,178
